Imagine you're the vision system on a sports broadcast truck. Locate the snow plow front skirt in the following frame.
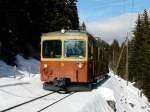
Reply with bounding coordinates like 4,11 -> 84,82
43,82 -> 93,92
43,74 -> 110,92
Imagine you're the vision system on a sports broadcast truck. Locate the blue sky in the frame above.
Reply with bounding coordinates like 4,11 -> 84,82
77,0 -> 150,22
77,0 -> 150,43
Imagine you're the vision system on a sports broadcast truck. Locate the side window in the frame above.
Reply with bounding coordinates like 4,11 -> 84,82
88,41 -> 93,59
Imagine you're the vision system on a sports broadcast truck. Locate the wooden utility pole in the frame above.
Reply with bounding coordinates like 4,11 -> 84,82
115,38 -> 127,74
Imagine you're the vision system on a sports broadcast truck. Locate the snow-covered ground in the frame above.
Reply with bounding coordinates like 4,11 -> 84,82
0,55 -> 149,112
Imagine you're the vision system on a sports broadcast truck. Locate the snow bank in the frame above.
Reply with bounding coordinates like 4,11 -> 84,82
47,91 -> 113,112
98,87 -> 115,102
16,55 -> 39,75
0,59 -> 24,78
0,60 -> 14,77
103,71 -> 150,112
0,54 -> 39,79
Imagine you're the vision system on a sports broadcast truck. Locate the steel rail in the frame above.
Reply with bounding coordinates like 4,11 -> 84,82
37,92 -> 75,112
1,92 -> 55,112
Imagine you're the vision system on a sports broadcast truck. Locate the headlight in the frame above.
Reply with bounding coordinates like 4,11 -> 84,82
76,62 -> 85,69
78,63 -> 83,68
44,64 -> 48,68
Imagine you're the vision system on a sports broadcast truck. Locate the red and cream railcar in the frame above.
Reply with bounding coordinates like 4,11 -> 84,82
40,30 -> 108,91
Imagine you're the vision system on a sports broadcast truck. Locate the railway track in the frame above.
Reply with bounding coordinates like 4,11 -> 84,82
1,92 -> 75,112
37,92 -> 75,112
1,92 -> 55,112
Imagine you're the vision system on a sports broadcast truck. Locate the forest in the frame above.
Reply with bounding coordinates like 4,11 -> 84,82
110,10 -> 150,101
0,0 -> 79,65
129,10 -> 150,101
0,0 -> 150,101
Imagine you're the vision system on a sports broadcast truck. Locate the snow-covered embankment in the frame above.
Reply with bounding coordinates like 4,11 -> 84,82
0,55 -> 149,112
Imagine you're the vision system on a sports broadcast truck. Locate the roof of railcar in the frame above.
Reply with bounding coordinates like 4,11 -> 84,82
41,30 -> 95,39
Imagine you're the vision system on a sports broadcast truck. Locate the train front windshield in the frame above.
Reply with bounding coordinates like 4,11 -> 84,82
64,40 -> 86,58
42,40 -> 61,58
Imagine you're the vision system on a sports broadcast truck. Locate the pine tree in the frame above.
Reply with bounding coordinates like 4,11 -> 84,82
129,15 -> 141,83
129,9 -> 150,101
67,0 -> 79,29
80,22 -> 86,31
141,9 -> 150,101
129,14 -> 144,88
128,39 -> 137,81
